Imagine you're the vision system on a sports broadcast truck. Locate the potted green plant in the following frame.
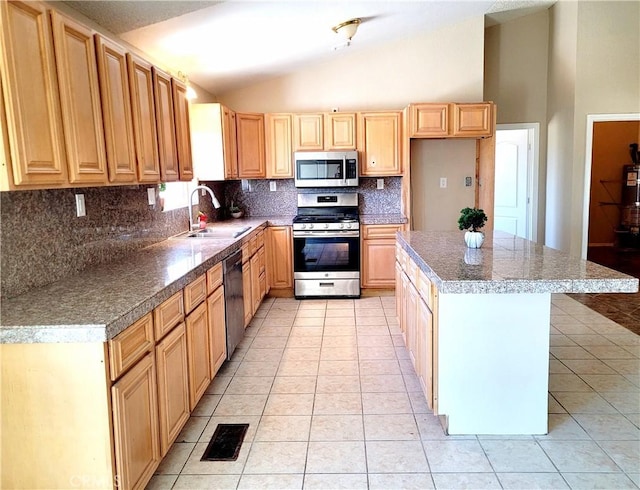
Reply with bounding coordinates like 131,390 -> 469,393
229,200 -> 244,219
458,207 -> 488,248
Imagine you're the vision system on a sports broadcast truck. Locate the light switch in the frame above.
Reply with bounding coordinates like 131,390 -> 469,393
270,181 -> 277,191
440,177 -> 447,188
75,194 -> 86,217
147,187 -> 156,205
376,179 -> 384,190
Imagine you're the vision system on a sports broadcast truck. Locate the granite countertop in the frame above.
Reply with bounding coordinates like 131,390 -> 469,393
397,230 -> 639,294
360,214 -> 408,225
0,218 -> 280,344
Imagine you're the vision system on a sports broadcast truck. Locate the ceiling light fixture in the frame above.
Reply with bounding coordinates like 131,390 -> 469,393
332,18 -> 361,45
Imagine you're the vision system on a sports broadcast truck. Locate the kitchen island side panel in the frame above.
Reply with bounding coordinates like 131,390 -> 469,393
437,292 -> 550,435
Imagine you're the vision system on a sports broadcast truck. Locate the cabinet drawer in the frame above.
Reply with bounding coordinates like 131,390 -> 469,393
258,246 -> 266,275
184,274 -> 207,314
109,313 -> 154,381
417,269 -> 433,310
363,224 -> 404,240
207,262 -> 223,296
256,230 -> 265,250
154,291 -> 185,340
242,243 -> 250,263
249,235 -> 258,256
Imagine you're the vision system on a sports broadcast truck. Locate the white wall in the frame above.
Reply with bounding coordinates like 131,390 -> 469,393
484,10 -> 549,243
218,17 -> 485,113
546,0 -> 640,255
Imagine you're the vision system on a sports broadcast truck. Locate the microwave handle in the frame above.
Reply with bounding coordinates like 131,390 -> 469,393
342,156 -> 347,185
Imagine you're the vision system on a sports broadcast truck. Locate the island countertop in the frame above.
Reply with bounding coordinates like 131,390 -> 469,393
0,218 -> 282,344
397,230 -> 639,294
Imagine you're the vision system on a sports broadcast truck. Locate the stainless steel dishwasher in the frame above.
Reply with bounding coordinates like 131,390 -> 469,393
223,249 -> 244,360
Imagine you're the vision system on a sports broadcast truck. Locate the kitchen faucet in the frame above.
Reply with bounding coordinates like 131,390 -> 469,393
189,185 -> 221,230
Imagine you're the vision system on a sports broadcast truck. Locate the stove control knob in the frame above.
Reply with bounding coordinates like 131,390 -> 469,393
340,223 -> 344,229
308,224 -> 314,229
323,223 -> 329,229
301,224 -> 307,229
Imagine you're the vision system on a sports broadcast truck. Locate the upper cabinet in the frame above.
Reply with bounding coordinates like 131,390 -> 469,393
293,113 -> 356,152
127,54 -> 161,183
171,79 -> 194,182
95,35 -> 138,184
190,103 -> 238,181
358,111 -> 402,176
409,102 -> 493,138
0,0 -> 69,190
236,112 -> 265,179
265,113 -> 293,179
152,67 -> 179,182
50,11 -> 108,185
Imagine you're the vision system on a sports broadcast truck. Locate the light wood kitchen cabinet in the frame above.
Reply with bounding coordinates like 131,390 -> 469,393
293,113 -> 324,150
108,312 -> 154,381
154,290 -> 185,341
154,321 -> 190,457
266,226 -> 293,289
358,111 -> 402,176
265,113 -> 293,178
417,292 -> 434,409
190,103 -> 238,180
362,224 -> 405,288
152,67 -> 179,182
242,259 -> 252,327
236,112 -> 266,178
151,66 -> 179,182
324,113 -> 357,150
111,352 -> 161,490
184,274 -> 207,314
127,54 -> 160,183
0,0 -> 69,190
185,301 -> 210,410
453,103 -> 493,137
171,78 -> 194,181
409,103 -> 449,138
250,252 -> 261,315
207,283 -> 227,376
51,10 -> 108,185
95,35 -> 138,184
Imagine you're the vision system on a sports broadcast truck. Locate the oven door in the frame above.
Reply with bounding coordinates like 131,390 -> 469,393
293,231 -> 360,278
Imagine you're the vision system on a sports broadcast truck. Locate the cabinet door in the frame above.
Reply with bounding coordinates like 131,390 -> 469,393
152,68 -> 179,182
266,226 -> 293,289
358,111 -> 402,176
207,285 -> 227,375
0,0 -> 68,188
111,353 -> 160,490
293,114 -> 323,151
417,297 -> 434,410
185,302 -> 211,411
453,103 -> 492,137
362,239 -> 397,288
95,35 -> 137,183
171,78 -> 194,181
236,112 -> 265,178
324,113 -> 356,150
155,322 -> 190,457
223,106 -> 238,179
265,113 -> 293,178
127,54 -> 160,183
409,103 -> 449,138
50,11 -> 107,185
406,280 -> 419,372
242,260 -> 252,327
250,252 -> 261,315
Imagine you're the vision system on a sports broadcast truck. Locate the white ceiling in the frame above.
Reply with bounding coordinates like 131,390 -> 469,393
65,0 -> 555,96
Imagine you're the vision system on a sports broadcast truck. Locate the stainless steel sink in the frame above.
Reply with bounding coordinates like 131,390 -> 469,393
173,225 -> 251,240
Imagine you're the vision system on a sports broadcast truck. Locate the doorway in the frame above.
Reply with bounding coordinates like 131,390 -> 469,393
494,123 -> 539,241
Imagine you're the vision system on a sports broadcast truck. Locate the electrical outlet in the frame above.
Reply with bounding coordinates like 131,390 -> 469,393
465,176 -> 473,187
440,177 -> 447,188
270,181 -> 277,191
75,194 -> 86,217
147,187 -> 156,205
376,178 -> 384,190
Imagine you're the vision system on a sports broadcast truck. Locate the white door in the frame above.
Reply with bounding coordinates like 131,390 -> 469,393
494,129 -> 530,239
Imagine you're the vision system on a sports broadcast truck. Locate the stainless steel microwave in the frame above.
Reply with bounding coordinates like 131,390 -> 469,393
294,151 -> 359,188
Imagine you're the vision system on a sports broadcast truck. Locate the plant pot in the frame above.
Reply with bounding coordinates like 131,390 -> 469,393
464,248 -> 483,265
464,231 -> 484,248
231,211 -> 244,219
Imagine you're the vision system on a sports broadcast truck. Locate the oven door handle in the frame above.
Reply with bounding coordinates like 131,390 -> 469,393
293,230 -> 360,238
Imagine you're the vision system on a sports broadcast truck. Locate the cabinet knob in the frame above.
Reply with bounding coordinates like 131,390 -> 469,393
370,161 -> 376,167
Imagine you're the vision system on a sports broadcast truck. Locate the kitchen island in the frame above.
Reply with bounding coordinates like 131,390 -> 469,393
396,230 -> 638,436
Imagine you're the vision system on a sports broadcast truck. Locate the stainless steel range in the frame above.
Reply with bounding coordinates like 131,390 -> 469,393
292,193 -> 361,298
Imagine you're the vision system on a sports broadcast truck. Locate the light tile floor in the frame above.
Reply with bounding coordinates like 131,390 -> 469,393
147,294 -> 640,490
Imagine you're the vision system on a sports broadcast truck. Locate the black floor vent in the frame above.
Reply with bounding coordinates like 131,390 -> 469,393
201,423 -> 249,461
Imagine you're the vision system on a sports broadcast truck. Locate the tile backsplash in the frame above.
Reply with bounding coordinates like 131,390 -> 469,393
1,177 -> 402,299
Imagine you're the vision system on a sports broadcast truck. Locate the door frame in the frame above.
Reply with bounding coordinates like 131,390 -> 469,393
495,123 -> 540,242
582,113 -> 640,259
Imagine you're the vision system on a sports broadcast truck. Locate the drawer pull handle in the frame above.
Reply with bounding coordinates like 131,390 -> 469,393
319,282 -> 334,287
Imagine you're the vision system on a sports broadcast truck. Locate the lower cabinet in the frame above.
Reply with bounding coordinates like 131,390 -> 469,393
185,301 -> 211,411
111,353 -> 161,490
266,226 -> 293,289
362,224 -> 405,288
242,258 -> 252,327
155,322 -> 190,456
207,284 -> 227,375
